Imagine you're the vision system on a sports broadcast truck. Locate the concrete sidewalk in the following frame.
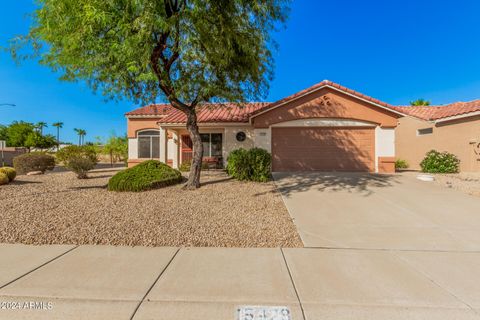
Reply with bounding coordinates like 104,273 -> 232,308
1,244 -> 480,319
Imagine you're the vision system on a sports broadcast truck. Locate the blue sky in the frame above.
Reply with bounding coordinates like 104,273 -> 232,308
1,1 -> 480,143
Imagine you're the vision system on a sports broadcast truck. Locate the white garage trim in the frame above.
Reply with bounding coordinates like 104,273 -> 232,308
374,127 -> 395,172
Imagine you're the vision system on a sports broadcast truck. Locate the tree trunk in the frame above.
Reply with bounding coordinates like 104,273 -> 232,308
184,109 -> 203,189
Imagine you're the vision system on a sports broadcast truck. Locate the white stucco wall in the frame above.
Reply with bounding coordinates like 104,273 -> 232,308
167,138 -> 176,161
253,128 -> 271,152
128,138 -> 138,160
223,126 -> 254,163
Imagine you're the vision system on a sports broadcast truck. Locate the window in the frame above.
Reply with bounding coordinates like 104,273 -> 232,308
417,128 -> 433,136
200,133 -> 222,157
137,130 -> 160,158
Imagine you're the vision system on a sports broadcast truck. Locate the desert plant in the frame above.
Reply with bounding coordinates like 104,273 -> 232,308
108,160 -> 183,192
101,135 -> 128,166
67,157 -> 96,179
420,150 -> 460,173
13,153 -> 55,175
395,159 -> 409,170
227,148 -> 271,182
0,172 -> 9,185
56,145 -> 98,178
0,167 -> 16,182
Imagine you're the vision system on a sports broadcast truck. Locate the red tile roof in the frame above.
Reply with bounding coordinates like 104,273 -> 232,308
125,104 -> 174,117
125,81 -> 480,123
125,102 -> 270,122
158,102 -> 270,123
393,100 -> 480,121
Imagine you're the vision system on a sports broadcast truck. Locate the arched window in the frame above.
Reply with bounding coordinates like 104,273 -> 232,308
137,130 -> 160,159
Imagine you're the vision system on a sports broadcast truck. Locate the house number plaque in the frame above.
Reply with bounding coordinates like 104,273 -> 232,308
237,305 -> 291,320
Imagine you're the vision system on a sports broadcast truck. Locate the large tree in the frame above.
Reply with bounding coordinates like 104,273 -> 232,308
10,0 -> 289,188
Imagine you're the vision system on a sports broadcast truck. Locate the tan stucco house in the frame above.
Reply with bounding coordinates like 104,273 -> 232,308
126,80 -> 405,173
395,101 -> 480,172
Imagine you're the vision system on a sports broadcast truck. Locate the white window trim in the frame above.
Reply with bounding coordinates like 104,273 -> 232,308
201,133 -> 223,157
137,129 -> 160,159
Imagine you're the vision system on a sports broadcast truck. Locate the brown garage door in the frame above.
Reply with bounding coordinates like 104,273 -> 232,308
272,127 -> 375,172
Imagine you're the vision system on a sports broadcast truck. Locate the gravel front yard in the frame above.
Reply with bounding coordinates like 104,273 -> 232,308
402,171 -> 480,197
0,167 -> 302,247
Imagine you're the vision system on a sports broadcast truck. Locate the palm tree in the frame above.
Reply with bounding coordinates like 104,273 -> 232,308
52,122 -> 63,150
36,122 -> 48,135
410,99 -> 431,106
79,129 -> 87,145
74,128 -> 82,145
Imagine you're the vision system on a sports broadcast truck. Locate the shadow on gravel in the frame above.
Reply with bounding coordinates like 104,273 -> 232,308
200,176 -> 233,187
69,185 -> 107,190
10,180 -> 43,185
272,172 -> 400,197
88,175 -> 115,179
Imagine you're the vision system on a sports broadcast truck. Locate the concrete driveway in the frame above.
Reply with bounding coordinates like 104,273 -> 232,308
273,172 -> 480,251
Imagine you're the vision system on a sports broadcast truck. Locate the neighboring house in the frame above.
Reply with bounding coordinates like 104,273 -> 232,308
126,80 -> 403,173
1,147 -> 27,166
395,101 -> 480,172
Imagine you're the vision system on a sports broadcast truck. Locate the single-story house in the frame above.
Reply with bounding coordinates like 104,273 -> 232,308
395,101 -> 480,172
126,80 -> 404,173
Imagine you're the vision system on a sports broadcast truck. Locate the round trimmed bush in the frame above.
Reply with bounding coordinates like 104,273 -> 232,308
0,172 -> 9,185
108,160 -> 183,192
0,167 -> 16,182
227,148 -> 271,182
13,153 -> 55,175
420,150 -> 460,173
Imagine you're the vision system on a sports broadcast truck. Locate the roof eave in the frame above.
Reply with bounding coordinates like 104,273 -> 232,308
249,83 -> 407,124
434,110 -> 480,123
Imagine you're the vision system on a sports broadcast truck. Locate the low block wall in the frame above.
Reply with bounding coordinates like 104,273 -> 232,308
1,148 -> 27,166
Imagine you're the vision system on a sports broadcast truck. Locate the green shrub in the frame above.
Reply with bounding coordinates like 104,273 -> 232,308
13,152 -> 55,175
179,161 -> 210,172
420,150 -> 460,173
56,145 -> 98,164
56,145 -> 98,179
0,172 -> 9,185
227,148 -> 271,182
108,160 -> 183,192
226,148 -> 250,180
68,157 -> 96,179
179,162 -> 191,172
0,167 -> 16,182
395,159 -> 409,170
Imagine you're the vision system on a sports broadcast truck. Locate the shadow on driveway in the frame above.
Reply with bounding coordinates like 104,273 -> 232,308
273,172 -> 400,197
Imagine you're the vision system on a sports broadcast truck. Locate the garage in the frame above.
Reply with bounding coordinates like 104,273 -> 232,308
271,127 -> 375,172
250,81 -> 402,173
